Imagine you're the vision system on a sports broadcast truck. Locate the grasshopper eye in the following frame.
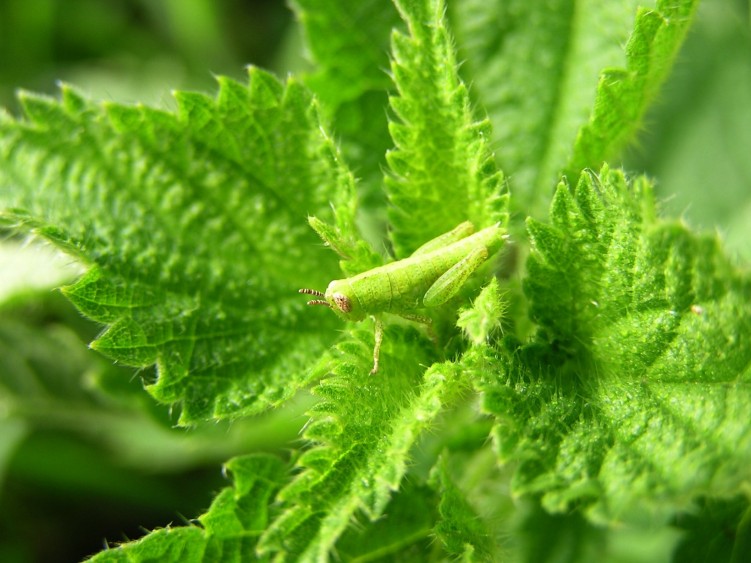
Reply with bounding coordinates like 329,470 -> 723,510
332,293 -> 352,313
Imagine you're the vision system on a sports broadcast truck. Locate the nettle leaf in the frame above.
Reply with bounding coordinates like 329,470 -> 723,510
290,0 -> 400,195
482,166 -> 751,522
257,325 -> 471,561
88,454 -> 287,562
386,0 -> 508,258
0,69 -> 353,423
335,482 -> 438,560
429,454 -> 495,560
306,214 -> 383,277
566,0 -> 698,182
457,277 -> 506,346
449,0 -> 698,217
290,0 -> 397,110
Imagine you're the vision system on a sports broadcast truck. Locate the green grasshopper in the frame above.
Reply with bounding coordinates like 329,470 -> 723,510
300,221 -> 506,374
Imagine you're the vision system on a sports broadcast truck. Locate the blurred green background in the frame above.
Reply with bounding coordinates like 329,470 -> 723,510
0,0 -> 749,561
0,0 -> 297,109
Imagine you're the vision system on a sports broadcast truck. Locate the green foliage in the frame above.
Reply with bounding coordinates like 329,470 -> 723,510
257,326 -> 470,560
482,166 -> 751,522
457,278 -> 506,345
88,454 -> 287,562
624,0 -> 751,262
0,70 -> 353,424
290,0 -> 400,200
566,0 -> 698,183
0,0 -> 749,561
449,0 -> 697,218
429,455 -> 495,559
385,0 -> 508,257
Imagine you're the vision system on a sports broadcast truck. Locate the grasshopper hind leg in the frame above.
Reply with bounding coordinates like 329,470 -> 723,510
423,246 -> 489,308
410,221 -> 475,257
397,312 -> 436,344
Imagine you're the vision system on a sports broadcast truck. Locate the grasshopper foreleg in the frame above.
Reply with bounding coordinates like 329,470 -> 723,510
370,316 -> 384,375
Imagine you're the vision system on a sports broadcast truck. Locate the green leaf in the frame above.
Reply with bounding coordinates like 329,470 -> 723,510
335,483 -> 437,560
672,497 -> 750,563
306,215 -> 382,277
88,454 -> 287,562
257,326 -> 469,561
622,0 -> 751,264
566,0 -> 698,183
449,0 -> 698,218
429,454 -> 494,560
511,503 -> 681,563
290,0 -> 400,200
482,166 -> 751,522
386,0 -> 508,257
0,291 -> 298,477
291,0 -> 397,111
0,70 -> 353,423
457,278 -> 506,346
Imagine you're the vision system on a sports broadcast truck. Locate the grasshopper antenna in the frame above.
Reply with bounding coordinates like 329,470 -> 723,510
299,288 -> 330,307
299,288 -> 325,297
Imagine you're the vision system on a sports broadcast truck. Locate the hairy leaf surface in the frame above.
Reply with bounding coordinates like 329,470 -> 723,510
0,70 -> 352,423
0,0 -> 740,560
450,0 -> 697,217
481,167 -> 751,522
258,326 -> 469,561
386,0 -> 508,257
88,454 -> 286,562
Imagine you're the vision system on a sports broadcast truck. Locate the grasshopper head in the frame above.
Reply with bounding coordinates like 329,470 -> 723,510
299,280 -> 366,322
325,279 -> 366,322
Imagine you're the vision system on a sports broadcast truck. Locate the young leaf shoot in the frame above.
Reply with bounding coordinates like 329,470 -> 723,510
300,221 -> 507,373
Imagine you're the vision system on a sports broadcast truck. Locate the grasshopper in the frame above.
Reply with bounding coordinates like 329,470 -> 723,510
300,221 -> 506,374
